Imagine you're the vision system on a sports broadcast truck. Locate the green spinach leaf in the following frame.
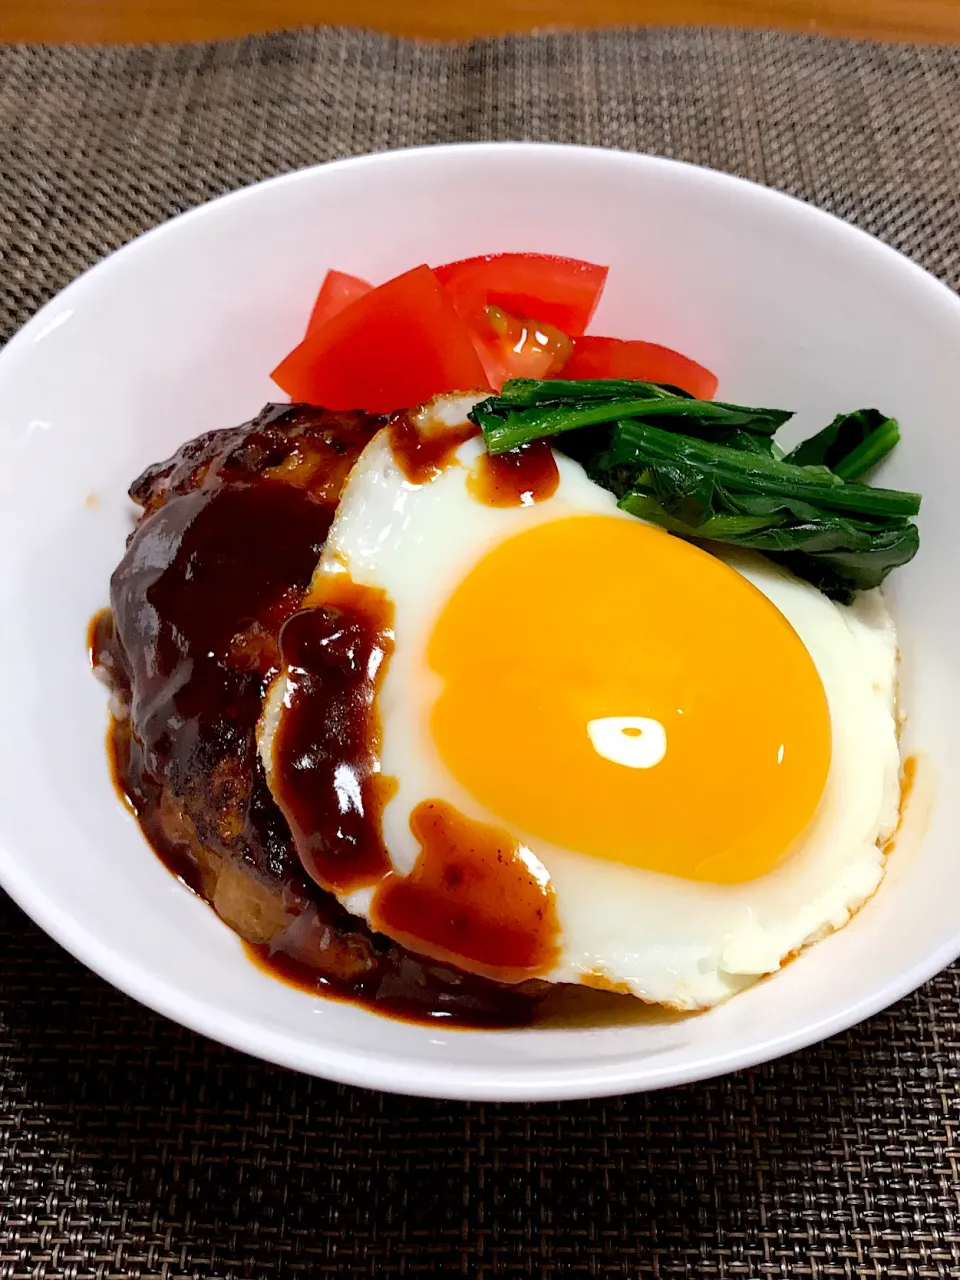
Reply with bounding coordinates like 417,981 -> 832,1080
468,378 -> 921,600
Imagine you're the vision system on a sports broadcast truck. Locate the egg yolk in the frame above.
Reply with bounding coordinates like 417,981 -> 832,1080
428,515 -> 831,884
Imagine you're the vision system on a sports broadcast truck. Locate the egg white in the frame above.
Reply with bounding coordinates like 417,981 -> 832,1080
261,404 -> 901,1010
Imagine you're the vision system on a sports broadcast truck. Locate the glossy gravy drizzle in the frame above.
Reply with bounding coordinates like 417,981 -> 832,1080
387,412 -> 479,484
95,599 -> 555,1029
371,799 -> 560,983
467,439 -> 560,507
386,406 -> 560,510
269,575 -> 561,982
269,576 -> 396,895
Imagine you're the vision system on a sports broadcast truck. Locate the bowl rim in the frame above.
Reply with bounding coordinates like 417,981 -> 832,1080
1,140 -> 956,1101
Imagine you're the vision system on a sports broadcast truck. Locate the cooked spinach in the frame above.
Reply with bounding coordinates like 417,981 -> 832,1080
468,379 -> 920,602
473,378 -> 792,455
782,408 -> 900,479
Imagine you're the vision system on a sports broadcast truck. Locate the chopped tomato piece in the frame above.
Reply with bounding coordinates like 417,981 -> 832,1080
271,264 -> 489,412
305,270 -> 372,337
436,253 -> 607,335
562,336 -> 718,400
435,253 -> 607,387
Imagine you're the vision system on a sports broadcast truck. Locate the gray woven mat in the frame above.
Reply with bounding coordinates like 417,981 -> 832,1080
2,26 -> 960,1278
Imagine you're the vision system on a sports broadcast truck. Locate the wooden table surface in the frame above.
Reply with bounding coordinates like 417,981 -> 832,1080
3,0 -> 960,44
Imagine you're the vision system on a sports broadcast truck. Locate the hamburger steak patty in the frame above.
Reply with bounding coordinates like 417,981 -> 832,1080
93,402 -> 547,1025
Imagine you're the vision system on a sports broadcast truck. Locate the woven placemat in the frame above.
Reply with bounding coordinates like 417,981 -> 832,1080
2,26 -> 960,1278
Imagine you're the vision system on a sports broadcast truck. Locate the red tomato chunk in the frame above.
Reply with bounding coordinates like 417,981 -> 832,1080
434,253 -> 607,388
563,336 -> 718,400
305,270 -> 372,337
271,265 -> 490,412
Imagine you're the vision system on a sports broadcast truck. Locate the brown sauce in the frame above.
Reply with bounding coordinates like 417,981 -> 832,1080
467,439 -> 560,507
242,936 -> 547,1028
90,402 -> 616,1029
96,607 -> 554,1029
266,573 -> 562,982
269,577 -> 396,895
386,411 -> 479,484
370,799 -> 560,983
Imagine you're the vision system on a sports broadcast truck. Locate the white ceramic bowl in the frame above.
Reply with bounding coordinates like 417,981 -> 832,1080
0,143 -> 955,1101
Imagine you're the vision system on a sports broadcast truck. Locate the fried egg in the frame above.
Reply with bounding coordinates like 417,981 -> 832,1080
259,399 -> 901,1010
